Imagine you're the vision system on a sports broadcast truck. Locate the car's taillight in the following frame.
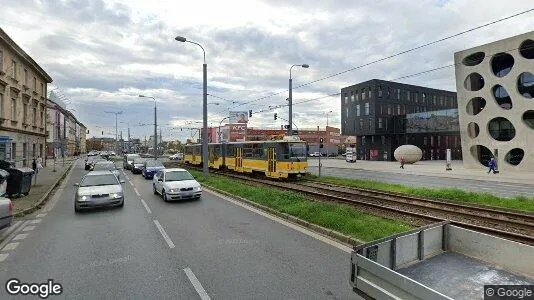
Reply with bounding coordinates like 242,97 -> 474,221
9,200 -> 14,212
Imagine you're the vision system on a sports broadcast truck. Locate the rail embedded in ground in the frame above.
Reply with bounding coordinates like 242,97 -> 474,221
178,163 -> 534,246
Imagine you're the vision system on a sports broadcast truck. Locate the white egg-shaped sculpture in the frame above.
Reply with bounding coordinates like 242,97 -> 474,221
394,145 -> 423,164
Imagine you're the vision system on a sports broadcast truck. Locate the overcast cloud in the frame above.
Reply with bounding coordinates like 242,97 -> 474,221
2,0 -> 534,141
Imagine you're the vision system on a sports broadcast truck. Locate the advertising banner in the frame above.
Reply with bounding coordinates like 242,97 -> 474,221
229,123 -> 247,142
229,111 -> 249,124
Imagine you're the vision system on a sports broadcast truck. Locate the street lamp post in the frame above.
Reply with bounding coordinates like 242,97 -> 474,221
218,116 -> 229,142
104,111 -> 123,154
325,110 -> 333,157
288,64 -> 309,136
138,95 -> 157,159
175,35 -> 209,176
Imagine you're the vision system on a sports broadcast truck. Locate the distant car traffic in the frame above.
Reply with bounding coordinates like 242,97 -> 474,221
142,160 -> 165,179
85,156 -> 107,170
152,168 -> 201,202
87,151 -> 99,156
123,153 -> 141,170
74,170 -> 125,212
92,161 -> 121,180
309,152 -> 321,157
169,153 -> 184,160
131,158 -> 147,174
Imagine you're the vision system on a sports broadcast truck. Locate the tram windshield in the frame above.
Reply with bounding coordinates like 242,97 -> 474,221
289,143 -> 307,158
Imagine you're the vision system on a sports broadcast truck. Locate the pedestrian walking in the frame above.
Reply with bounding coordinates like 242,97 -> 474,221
32,158 -> 37,171
488,157 -> 497,174
400,156 -> 405,169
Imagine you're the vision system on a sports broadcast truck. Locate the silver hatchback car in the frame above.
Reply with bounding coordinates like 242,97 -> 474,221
74,171 -> 125,212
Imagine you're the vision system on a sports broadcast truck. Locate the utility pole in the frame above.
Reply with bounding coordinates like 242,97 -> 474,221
105,111 -> 123,154
127,127 -> 130,153
138,95 -> 157,160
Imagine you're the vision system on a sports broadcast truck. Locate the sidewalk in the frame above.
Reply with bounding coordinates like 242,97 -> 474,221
11,157 -> 76,216
308,158 -> 534,186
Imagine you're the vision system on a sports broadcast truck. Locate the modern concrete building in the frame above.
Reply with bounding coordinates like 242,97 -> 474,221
0,27 -> 52,167
454,31 -> 534,171
341,79 -> 461,161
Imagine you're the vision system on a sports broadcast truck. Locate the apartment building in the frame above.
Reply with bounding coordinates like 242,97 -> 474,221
0,28 -> 52,167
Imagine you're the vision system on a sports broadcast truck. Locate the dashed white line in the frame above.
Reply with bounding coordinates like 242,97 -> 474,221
134,188 -> 141,196
184,268 -> 211,300
140,199 -> 152,214
12,233 -> 28,241
36,213 -> 47,218
2,242 -> 19,251
22,225 -> 36,232
29,219 -> 42,224
153,220 -> 175,249
0,253 -> 9,262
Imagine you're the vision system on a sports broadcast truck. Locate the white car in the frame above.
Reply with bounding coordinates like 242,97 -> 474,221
169,153 -> 183,160
152,168 -> 202,202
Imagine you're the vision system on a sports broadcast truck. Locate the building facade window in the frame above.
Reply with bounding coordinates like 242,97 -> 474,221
368,89 -> 372,99
24,69 -> 28,85
368,118 -> 372,130
424,136 -> 428,146
378,85 -> 383,97
0,93 -> 3,118
11,60 -> 17,79
344,94 -> 348,104
422,92 -> 427,103
359,118 -> 363,129
378,118 -> 383,129
414,92 -> 419,103
23,103 -> 28,124
346,107 -> 349,118
364,102 -> 370,115
396,89 -> 401,100
40,109 -> 44,127
11,98 -> 16,121
33,77 -> 37,90
0,50 -> 3,71
387,105 -> 392,115
406,91 -> 411,101
41,83 -> 44,94
350,91 -> 355,102
430,136 -> 434,147
397,104 -> 401,115
356,104 -> 360,116
362,89 -> 366,100
33,106 -> 37,126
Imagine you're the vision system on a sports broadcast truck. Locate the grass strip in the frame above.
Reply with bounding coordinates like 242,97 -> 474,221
188,169 -> 412,242
312,176 -> 534,213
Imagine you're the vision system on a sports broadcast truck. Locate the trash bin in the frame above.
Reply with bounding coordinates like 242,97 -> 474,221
0,169 -> 9,197
0,160 -> 14,170
6,168 -> 34,197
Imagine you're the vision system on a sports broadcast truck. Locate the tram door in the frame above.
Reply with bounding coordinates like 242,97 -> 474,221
235,147 -> 243,168
267,147 -> 276,173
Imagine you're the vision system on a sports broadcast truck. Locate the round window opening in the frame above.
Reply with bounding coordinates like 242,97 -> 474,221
464,73 -> 485,91
470,145 -> 493,167
488,117 -> 515,142
466,97 -> 486,116
519,39 -> 534,59
491,53 -> 514,77
518,72 -> 534,99
504,148 -> 524,166
462,52 -> 485,66
492,85 -> 512,110
467,122 -> 479,138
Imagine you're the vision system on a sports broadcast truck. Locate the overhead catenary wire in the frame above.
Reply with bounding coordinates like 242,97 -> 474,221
213,8 -> 534,112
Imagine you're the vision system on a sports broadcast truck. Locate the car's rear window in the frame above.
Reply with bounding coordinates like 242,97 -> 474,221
146,160 -> 164,167
165,171 -> 194,181
80,174 -> 118,187
93,162 -> 116,170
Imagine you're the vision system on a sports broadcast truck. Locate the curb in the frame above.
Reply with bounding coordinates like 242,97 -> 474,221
202,184 -> 363,247
13,162 -> 75,218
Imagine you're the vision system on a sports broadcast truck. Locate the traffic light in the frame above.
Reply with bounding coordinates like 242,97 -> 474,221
274,113 -> 277,120
249,110 -> 252,117
102,131 -> 104,135
319,137 -> 324,149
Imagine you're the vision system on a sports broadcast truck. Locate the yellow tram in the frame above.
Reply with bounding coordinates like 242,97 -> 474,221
184,137 -> 308,179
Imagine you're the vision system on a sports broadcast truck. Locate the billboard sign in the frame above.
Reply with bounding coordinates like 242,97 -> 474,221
229,123 -> 247,142
229,111 -> 249,124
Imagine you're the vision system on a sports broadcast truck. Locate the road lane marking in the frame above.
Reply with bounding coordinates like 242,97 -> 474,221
36,213 -> 47,218
140,199 -> 152,214
183,268 -> 211,300
29,219 -> 42,224
0,253 -> 8,262
206,189 -> 353,253
22,225 -> 36,232
2,242 -> 19,251
12,233 -> 28,241
153,220 -> 175,249
134,188 -> 141,196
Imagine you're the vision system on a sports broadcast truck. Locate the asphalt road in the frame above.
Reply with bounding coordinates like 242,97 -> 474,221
308,166 -> 534,198
0,159 -> 359,299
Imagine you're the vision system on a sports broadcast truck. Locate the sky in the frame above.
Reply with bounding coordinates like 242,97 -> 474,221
2,0 -> 534,142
